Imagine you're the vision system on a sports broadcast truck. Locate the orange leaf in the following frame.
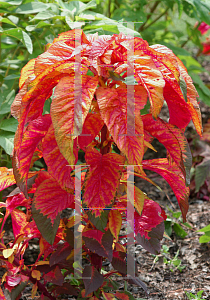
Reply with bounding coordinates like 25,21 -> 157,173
102,291 -> 115,300
19,58 -> 36,88
31,270 -> 41,280
108,210 -> 122,241
83,148 -> 124,209
51,74 -> 98,164
115,291 -> 130,300
0,167 -> 15,192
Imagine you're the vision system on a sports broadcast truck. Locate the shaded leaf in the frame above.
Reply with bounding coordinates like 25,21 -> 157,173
31,203 -> 60,245
43,266 -> 64,286
195,159 -> 210,192
83,266 -> 104,296
136,222 -> 164,255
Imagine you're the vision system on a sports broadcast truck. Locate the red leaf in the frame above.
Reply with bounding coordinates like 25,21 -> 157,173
134,198 -> 163,239
96,86 -> 145,173
78,112 -> 104,151
142,158 -> 189,221
51,75 -> 98,164
83,148 -> 124,209
115,291 -> 130,300
6,275 -> 21,287
0,167 -> 15,192
34,177 -> 74,224
43,266 -> 64,286
82,266 -> 104,296
11,209 -> 28,237
142,114 -> 191,179
14,115 -> 51,193
42,124 -> 75,192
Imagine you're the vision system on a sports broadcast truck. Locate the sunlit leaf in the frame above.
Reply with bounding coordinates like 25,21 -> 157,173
51,75 -> 98,164
108,210 -> 122,240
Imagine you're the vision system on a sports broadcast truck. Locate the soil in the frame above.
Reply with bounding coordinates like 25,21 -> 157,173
1,85 -> 210,300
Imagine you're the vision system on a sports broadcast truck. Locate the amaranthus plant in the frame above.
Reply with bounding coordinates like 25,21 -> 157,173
0,29 -> 202,299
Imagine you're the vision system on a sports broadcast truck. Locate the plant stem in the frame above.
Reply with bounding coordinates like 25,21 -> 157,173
107,0 -> 111,18
143,6 -> 170,31
139,0 -> 161,32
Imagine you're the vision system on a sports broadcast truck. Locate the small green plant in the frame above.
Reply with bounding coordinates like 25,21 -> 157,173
151,245 -> 186,272
164,208 -> 191,239
197,224 -> 210,243
185,290 -> 204,300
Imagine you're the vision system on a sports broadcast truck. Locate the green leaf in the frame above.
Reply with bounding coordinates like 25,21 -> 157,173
0,0 -> 22,7
4,74 -> 20,81
86,210 -> 109,232
195,159 -> 210,192
13,2 -> 50,14
0,90 -> 15,115
0,130 -> 14,155
3,28 -> 33,53
197,224 -> 210,233
29,11 -> 55,21
199,233 -> 210,243
26,21 -> 52,32
0,118 -> 18,132
164,220 -> 172,237
31,203 -> 60,245
173,223 -> 187,238
180,74 -> 187,102
0,16 -> 17,26
190,73 -> 210,97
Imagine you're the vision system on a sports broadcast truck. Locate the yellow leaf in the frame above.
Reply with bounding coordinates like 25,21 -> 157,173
31,270 -> 41,280
108,210 -> 122,241
2,248 -> 14,258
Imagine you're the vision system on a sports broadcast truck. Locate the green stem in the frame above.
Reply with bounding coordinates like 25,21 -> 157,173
143,6 -> 170,31
107,0 -> 111,18
139,0 -> 161,32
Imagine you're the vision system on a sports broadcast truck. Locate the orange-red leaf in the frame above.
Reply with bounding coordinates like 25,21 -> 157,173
96,86 -> 146,173
108,210 -> 122,240
142,158 -> 189,221
42,124 -> 75,192
0,167 -> 15,192
19,58 -> 36,88
11,209 -> 28,238
34,177 -> 74,224
14,114 -> 51,192
78,112 -> 104,151
51,75 -> 98,164
142,114 -> 191,179
83,148 -> 124,209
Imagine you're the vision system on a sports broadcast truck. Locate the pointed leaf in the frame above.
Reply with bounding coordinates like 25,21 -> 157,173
33,177 -> 74,224
83,229 -> 113,261
108,210 -> 122,240
142,114 -> 192,183
83,266 -> 104,296
14,114 -> 51,193
96,86 -> 145,173
31,202 -> 60,245
83,148 -> 124,209
136,222 -> 164,255
51,75 -> 98,164
195,159 -> 210,192
142,158 -> 189,221
42,124 -> 75,192
78,112 -> 104,151
11,209 -> 28,238
43,266 -> 64,286
134,199 -> 163,239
